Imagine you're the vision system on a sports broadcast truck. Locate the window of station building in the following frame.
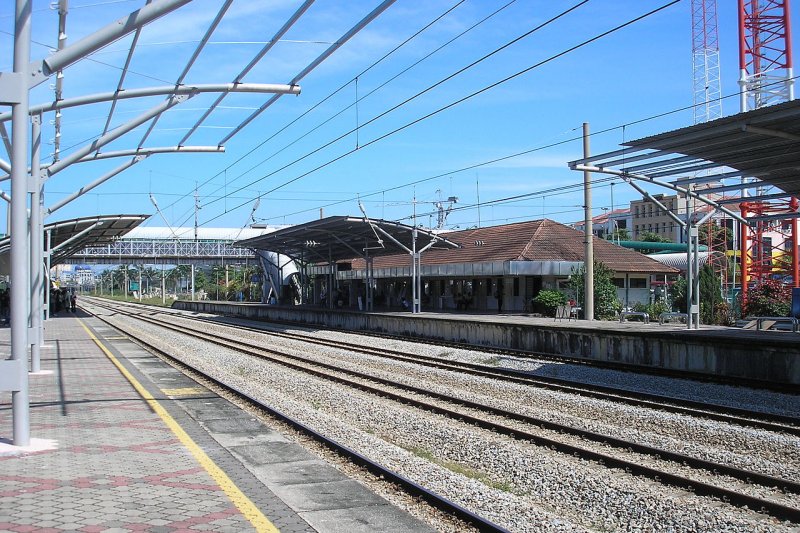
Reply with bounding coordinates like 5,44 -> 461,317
629,278 -> 647,289
613,278 -> 625,288
513,277 -> 520,296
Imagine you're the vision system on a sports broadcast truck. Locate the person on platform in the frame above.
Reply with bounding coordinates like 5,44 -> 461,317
70,293 -> 77,312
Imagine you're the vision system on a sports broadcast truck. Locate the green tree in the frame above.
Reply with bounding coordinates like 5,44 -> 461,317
569,261 -> 622,320
671,267 -> 729,324
639,231 -> 672,243
699,264 -> 723,324
671,276 -> 686,313
607,227 -> 630,242
635,231 -> 673,254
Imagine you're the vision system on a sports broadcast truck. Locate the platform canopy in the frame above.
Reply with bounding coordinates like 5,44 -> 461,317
0,214 -> 149,274
570,99 -> 800,208
235,215 -> 459,264
629,100 -> 800,197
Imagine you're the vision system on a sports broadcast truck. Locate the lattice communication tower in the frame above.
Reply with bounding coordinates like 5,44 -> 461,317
738,0 -> 794,111
736,1 -> 798,299
692,0 -> 723,124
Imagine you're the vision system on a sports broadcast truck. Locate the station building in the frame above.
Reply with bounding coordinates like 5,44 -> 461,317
302,218 -> 678,312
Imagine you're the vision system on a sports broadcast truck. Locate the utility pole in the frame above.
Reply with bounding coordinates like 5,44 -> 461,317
194,184 -> 200,241
582,122 -> 594,321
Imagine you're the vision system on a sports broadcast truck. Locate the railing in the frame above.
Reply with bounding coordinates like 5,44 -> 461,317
620,311 -> 650,324
554,305 -> 579,321
745,316 -> 800,333
70,239 -> 256,259
659,312 -> 688,325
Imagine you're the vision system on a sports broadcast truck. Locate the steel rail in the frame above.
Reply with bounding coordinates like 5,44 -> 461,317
89,298 -> 800,434
137,303 -> 800,435
85,305 -> 509,533
86,300 -> 800,523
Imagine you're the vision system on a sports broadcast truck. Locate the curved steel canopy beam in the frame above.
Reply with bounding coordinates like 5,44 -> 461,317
0,146 -> 225,183
571,164 -> 749,225
0,83 -> 301,123
219,0 -> 397,145
179,0 -> 315,145
47,157 -> 144,215
79,145 -> 225,162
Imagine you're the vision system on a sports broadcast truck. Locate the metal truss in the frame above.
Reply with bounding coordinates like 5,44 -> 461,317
737,0 -> 794,111
3,0 -> 398,447
72,238 -> 256,261
691,0 -> 722,124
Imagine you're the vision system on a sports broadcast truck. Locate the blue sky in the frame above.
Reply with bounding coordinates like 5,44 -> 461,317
1,0 -> 798,234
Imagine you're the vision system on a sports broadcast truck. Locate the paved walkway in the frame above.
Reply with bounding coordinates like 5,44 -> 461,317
0,313 -> 431,532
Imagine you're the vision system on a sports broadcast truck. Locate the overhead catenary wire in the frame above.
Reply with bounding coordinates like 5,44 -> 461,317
194,0 -> 680,229
240,60 -> 799,227
188,0 -> 593,227
161,0 -> 473,215
196,0 -> 515,202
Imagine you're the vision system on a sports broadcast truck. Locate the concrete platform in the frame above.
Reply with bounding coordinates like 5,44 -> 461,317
0,313 -> 434,532
175,301 -> 800,387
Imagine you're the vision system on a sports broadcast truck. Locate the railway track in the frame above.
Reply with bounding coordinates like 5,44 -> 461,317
192,303 -> 797,392
85,299 -> 800,525
95,298 -> 800,436
84,301 -> 508,533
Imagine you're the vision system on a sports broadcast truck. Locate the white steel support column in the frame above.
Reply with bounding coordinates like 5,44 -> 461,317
686,238 -> 692,328
692,226 -> 701,329
44,230 -> 51,320
411,227 -> 418,314
366,256 -> 374,311
138,267 -> 142,302
415,253 -> 422,313
582,123 -> 594,320
685,188 -> 700,330
9,0 -> 31,446
29,114 -> 43,373
190,264 -> 195,301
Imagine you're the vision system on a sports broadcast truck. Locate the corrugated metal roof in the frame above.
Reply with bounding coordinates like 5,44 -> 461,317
0,214 -> 149,274
647,251 -> 726,272
234,216 -> 459,263
626,99 -> 800,198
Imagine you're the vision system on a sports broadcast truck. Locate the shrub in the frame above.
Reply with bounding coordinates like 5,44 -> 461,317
531,290 -> 567,317
570,261 -> 623,320
740,279 -> 792,317
633,300 -> 671,319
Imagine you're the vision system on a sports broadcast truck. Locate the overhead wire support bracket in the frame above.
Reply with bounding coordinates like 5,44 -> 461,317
570,164 -> 749,226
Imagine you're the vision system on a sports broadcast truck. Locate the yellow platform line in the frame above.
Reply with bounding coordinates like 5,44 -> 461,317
79,320 -> 279,533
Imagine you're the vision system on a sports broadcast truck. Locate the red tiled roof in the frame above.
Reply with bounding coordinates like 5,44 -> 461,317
352,219 -> 677,274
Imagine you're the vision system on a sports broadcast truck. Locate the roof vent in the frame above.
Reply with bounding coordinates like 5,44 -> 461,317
474,240 -> 485,246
